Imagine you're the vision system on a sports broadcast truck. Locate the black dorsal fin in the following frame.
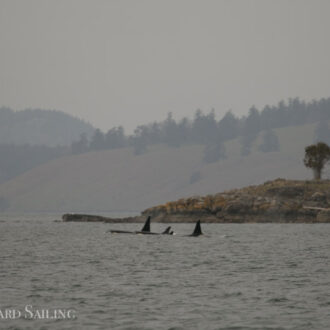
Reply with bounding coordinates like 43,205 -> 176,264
191,220 -> 203,236
141,216 -> 151,232
162,226 -> 171,234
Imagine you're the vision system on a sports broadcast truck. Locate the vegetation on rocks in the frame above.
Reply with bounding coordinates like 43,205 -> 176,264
142,179 -> 330,223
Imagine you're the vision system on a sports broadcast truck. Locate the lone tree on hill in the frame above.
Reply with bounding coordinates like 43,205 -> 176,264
303,142 -> 330,180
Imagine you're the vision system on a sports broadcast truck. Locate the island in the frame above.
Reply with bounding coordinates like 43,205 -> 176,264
62,179 -> 330,223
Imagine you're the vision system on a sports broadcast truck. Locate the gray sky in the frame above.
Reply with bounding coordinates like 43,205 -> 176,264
1,0 -> 330,132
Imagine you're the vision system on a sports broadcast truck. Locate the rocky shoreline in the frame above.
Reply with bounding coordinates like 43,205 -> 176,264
62,179 -> 330,223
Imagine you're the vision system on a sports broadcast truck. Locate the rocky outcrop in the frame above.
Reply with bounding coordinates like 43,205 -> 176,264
142,179 -> 330,223
316,209 -> 330,222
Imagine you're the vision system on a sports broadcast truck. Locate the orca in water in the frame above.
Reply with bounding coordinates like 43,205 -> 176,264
136,223 -> 174,235
109,216 -> 151,234
162,226 -> 172,235
109,216 -> 174,235
109,217 -> 203,236
188,220 -> 203,237
140,216 -> 151,232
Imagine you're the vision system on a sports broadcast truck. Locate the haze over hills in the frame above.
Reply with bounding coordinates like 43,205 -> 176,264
0,97 -> 329,213
0,121 -> 326,213
0,107 -> 95,185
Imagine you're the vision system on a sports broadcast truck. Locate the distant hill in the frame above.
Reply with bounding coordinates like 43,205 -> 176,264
0,122 -> 326,213
0,107 -> 95,146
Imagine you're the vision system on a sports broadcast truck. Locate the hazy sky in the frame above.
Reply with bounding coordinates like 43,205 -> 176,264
1,0 -> 330,132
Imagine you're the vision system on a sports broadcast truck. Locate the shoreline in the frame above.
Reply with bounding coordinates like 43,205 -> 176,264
62,212 -> 330,224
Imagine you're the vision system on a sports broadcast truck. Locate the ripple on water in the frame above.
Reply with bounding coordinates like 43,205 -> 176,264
0,218 -> 330,330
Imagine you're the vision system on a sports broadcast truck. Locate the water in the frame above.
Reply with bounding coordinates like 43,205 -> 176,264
1,214 -> 330,330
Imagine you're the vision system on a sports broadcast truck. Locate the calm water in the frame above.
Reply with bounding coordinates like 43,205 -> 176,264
1,214 -> 330,330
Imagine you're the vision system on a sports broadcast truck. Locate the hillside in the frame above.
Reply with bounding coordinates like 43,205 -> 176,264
0,122 -> 323,213
0,107 -> 94,146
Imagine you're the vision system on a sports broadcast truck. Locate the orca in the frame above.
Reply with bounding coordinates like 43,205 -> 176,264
140,216 -> 151,232
109,216 -> 173,235
162,226 -> 173,235
189,220 -> 203,237
136,224 -> 174,235
109,216 -> 151,234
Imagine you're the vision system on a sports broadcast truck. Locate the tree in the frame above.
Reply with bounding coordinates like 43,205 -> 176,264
177,117 -> 191,145
192,109 -> 218,145
303,142 -> 330,180
131,126 -> 148,155
240,106 -> 260,156
218,111 -> 239,141
89,129 -> 105,150
105,126 -> 126,149
163,112 -> 181,147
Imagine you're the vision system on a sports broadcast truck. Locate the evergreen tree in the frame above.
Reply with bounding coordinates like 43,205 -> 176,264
192,109 -> 218,144
148,122 -> 162,145
163,112 -> 181,147
275,100 -> 288,127
105,126 -> 126,149
240,106 -> 260,156
132,126 -> 148,155
218,111 -> 239,141
89,129 -> 105,150
177,117 -> 191,145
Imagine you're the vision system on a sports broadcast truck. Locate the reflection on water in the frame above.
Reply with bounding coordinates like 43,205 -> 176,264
0,214 -> 330,330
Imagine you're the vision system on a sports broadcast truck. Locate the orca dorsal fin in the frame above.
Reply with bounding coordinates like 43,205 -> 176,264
191,220 -> 203,236
141,216 -> 151,232
162,226 -> 171,234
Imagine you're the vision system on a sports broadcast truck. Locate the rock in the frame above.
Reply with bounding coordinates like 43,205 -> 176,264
211,205 -> 223,213
62,213 -> 107,222
311,192 -> 327,202
298,208 -> 319,217
306,192 -> 329,208
224,198 -> 253,214
215,211 -> 224,219
316,210 -> 330,222
266,186 -> 305,198
270,199 -> 278,206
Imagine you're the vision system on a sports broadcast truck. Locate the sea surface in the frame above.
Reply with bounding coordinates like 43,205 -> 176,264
1,213 -> 330,330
